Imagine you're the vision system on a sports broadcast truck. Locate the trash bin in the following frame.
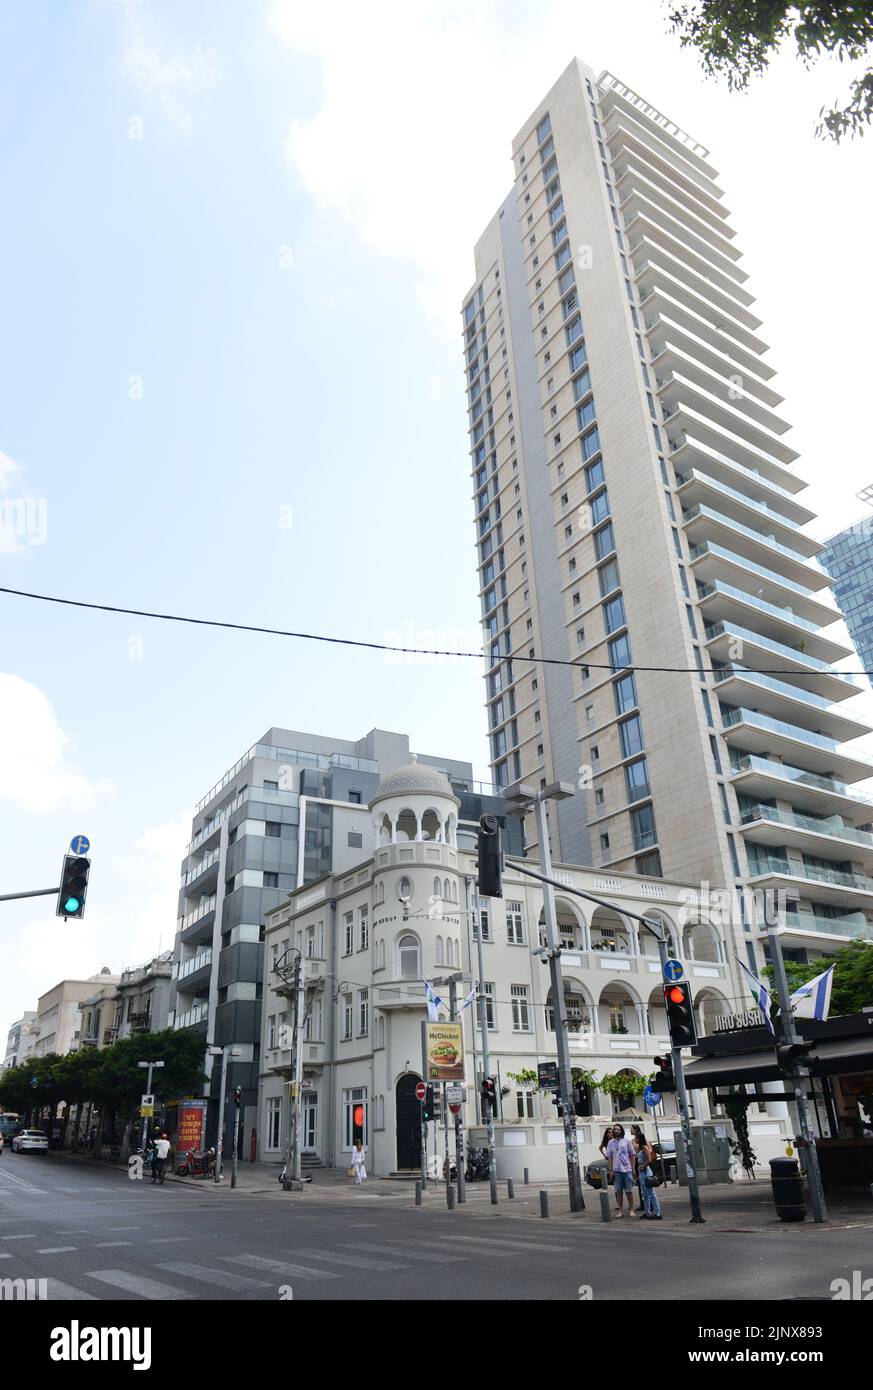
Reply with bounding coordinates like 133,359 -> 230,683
770,1156 -> 806,1222
585,1159 -> 610,1190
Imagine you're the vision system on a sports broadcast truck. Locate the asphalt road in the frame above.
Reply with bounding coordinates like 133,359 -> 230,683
1,1153 -> 871,1301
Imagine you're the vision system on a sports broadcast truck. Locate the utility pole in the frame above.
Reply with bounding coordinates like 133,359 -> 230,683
449,977 -> 465,1203
136,1059 -> 164,1159
768,922 -> 827,1223
292,954 -> 306,1183
214,1046 -> 229,1184
231,1087 -> 241,1189
473,883 -> 498,1204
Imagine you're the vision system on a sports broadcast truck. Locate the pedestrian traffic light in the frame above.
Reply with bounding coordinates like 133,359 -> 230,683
352,1102 -> 365,1144
422,1086 -> 435,1122
652,1055 -> 675,1093
56,855 -> 91,920
663,982 -> 697,1048
476,815 -> 503,898
233,1086 -> 242,1106
550,1090 -> 565,1118
481,1077 -> 498,1117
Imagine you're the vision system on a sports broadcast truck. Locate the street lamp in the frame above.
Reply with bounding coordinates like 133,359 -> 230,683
207,1044 -> 240,1182
136,1059 -> 164,1155
504,780 -> 584,1214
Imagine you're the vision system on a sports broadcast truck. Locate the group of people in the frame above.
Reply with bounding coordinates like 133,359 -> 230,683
599,1123 -> 662,1220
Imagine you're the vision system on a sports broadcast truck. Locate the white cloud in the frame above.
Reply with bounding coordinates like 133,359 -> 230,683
120,0 -> 219,133
0,674 -> 114,813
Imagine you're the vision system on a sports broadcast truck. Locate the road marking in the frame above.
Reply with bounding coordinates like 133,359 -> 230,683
94,1241 -> 133,1248
290,1247 -> 410,1272
37,1246 -> 77,1254
158,1261 -> 272,1291
85,1269 -> 196,1300
340,1242 -> 463,1264
1,1234 -> 36,1240
0,1254 -> 10,1260
150,1236 -> 188,1244
221,1254 -> 337,1281
429,1234 -> 573,1253
46,1280 -> 98,1301
107,1225 -> 140,1231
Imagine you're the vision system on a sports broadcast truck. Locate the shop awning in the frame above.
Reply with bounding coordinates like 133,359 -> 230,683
809,1036 -> 873,1077
683,1048 -> 782,1091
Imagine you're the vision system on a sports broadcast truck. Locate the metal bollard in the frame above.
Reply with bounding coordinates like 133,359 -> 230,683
507,1178 -> 514,1199
447,1185 -> 456,1210
540,1190 -> 550,1218
523,1167 -> 530,1185
599,1191 -> 611,1222
415,1180 -> 422,1207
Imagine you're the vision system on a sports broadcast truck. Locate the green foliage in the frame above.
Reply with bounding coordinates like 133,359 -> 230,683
667,2 -> 873,140
723,1086 -> 758,1176
763,938 -> 873,1015
505,1065 -> 640,1100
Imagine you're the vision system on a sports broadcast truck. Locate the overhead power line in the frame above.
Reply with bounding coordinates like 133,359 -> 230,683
1,583 -> 871,678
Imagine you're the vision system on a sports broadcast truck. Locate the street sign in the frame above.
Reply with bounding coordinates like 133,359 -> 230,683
537,1061 -> 559,1090
449,1103 -> 461,1115
446,1084 -> 466,1104
141,1093 -> 154,1107
139,1105 -> 154,1118
643,1085 -> 661,1108
415,1082 -> 427,1102
663,958 -> 684,983
70,835 -> 91,855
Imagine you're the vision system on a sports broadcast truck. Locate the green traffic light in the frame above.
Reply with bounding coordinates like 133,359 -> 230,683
64,897 -> 80,914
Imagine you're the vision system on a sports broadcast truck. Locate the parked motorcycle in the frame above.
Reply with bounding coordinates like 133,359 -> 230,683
176,1147 -> 215,1179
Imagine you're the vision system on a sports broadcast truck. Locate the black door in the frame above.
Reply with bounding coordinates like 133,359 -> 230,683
396,1074 -> 423,1171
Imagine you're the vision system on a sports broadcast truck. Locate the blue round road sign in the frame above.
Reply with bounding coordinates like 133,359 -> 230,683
663,958 -> 684,982
643,1085 -> 661,1107
70,835 -> 90,855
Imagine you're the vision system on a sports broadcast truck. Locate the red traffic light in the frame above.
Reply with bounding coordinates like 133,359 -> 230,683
667,985 -> 686,1005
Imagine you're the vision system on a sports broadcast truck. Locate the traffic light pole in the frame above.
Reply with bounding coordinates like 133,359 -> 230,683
511,860 -> 704,1222
0,886 -> 59,902
231,1090 -> 241,1189
767,923 -> 827,1223
531,798 -> 584,1214
473,884 -> 498,1204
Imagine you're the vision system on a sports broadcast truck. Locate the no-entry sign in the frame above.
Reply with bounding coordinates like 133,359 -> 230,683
415,1082 -> 427,1102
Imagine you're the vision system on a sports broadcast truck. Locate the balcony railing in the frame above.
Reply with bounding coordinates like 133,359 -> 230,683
683,505 -> 827,574
182,895 -> 216,930
730,753 -> 873,806
674,436 -> 802,506
677,468 -> 801,532
721,707 -> 839,754
748,857 -> 873,894
688,541 -> 821,602
713,666 -> 834,713
741,805 -> 873,849
175,1003 -> 208,1030
697,580 -> 819,635
705,620 -> 857,685
183,848 -> 219,886
781,911 -> 873,941
178,948 -> 213,981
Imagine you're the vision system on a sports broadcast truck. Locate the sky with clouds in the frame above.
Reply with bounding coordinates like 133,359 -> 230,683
1,0 -> 872,1040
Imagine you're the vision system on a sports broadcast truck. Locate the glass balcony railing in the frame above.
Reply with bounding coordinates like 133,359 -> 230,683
183,848 -> 219,885
748,857 -> 873,893
677,468 -> 801,532
705,621 -> 859,689
713,666 -> 834,713
721,707 -> 840,754
741,805 -> 873,849
195,742 -> 378,813
682,505 -> 827,574
175,1003 -> 208,1029
729,753 -> 873,806
177,948 -> 213,981
781,911 -> 873,941
182,895 -> 216,930
674,436 -> 800,505
688,541 -> 821,602
697,580 -> 818,634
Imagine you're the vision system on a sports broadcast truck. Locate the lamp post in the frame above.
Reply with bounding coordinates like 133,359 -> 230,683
504,781 -> 584,1214
136,1059 -> 164,1157
208,1044 -> 240,1182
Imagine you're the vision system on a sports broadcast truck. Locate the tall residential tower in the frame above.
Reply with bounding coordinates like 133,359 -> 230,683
463,58 -> 873,969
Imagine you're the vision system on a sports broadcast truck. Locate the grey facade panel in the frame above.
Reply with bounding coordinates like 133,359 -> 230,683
214,1000 -> 260,1047
217,942 -> 264,989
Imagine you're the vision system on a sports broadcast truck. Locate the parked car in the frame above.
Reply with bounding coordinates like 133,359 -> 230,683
12,1128 -> 49,1154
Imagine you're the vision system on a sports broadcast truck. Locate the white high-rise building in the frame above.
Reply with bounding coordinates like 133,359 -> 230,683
463,58 -> 873,973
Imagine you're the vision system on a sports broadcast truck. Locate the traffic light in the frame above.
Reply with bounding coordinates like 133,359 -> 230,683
481,1077 -> 498,1117
776,1041 -> 814,1071
663,982 -> 697,1048
233,1087 -> 242,1106
652,1055 -> 675,1093
476,816 -> 503,898
352,1102 -> 365,1144
550,1090 -> 565,1118
422,1086 -> 435,1122
56,855 -> 91,920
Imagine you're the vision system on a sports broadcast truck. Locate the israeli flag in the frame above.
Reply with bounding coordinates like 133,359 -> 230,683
790,965 -> 834,1022
459,984 -> 479,1012
421,978 -> 445,1022
736,957 -> 775,1035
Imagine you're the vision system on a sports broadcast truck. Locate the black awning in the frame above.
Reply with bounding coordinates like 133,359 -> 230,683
810,1036 -> 873,1077
683,1048 -> 782,1090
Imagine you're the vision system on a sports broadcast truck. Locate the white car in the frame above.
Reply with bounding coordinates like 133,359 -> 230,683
11,1129 -> 48,1154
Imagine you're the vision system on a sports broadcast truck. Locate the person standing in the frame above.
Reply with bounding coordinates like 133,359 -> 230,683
151,1132 -> 171,1185
0,1132 -> 4,1159
351,1140 -> 367,1185
598,1125 -> 615,1157
606,1123 -> 636,1218
634,1129 -> 662,1221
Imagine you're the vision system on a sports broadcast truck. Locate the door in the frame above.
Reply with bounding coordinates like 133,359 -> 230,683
303,1093 -> 318,1152
396,1074 -> 423,1171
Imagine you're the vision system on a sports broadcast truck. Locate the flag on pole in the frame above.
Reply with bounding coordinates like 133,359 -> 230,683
789,964 -> 835,1021
459,984 -> 479,1012
735,957 -> 775,1034
421,978 -> 445,1022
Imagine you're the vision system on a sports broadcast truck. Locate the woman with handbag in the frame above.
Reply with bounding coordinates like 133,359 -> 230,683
350,1139 -> 367,1185
634,1130 -> 662,1220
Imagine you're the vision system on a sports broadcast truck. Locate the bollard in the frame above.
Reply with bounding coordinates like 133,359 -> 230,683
599,1190 -> 611,1222
507,1178 -> 514,1199
447,1185 -> 456,1210
415,1180 -> 422,1207
523,1167 -> 530,1186
540,1189 -> 550,1218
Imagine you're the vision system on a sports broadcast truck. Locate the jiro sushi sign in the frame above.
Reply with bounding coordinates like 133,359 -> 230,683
422,1021 -> 465,1083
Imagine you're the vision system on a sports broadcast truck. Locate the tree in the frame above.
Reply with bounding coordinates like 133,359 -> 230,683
765,938 -> 873,1015
667,2 -> 873,140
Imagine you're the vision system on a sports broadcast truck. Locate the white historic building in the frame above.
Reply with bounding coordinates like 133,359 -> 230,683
258,759 -> 752,1178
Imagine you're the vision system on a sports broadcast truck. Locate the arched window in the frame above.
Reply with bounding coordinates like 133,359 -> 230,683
451,881 -> 458,903
397,876 -> 413,902
683,920 -> 722,963
546,981 -> 592,1033
433,876 -> 442,899
398,935 -> 420,979
435,936 -> 444,966
421,809 -> 441,841
639,913 -> 677,959
612,1070 -> 644,1114
395,808 -> 418,842
444,877 -> 450,900
379,940 -> 386,970
590,906 -> 632,954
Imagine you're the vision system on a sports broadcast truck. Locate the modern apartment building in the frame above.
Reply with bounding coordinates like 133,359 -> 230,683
463,58 -> 873,972
823,498 -> 873,684
172,727 -> 521,1152
2,1012 -> 37,1072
